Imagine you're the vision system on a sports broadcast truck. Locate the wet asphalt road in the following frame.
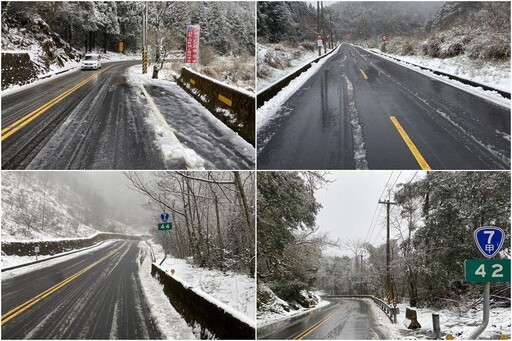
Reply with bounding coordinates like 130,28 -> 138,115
1,61 -> 172,170
257,44 -> 511,170
1,241 -> 161,339
259,298 -> 383,340
2,61 -> 255,170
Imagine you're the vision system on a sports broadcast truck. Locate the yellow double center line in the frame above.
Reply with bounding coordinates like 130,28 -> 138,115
390,116 -> 431,170
1,243 -> 125,325
294,308 -> 342,340
1,65 -> 114,141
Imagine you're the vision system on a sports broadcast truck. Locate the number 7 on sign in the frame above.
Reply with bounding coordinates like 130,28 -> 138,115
483,230 -> 495,244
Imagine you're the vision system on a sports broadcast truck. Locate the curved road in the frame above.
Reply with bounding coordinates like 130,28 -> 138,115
1,61 -> 254,170
257,44 -> 510,170
1,241 -> 161,339
259,298 -> 385,340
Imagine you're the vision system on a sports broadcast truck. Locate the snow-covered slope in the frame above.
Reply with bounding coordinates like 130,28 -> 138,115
257,43 -> 319,91
1,173 -> 100,241
151,242 -> 255,321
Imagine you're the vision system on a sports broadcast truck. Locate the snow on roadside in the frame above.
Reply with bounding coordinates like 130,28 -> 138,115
259,295 -> 330,327
1,240 -> 117,280
257,44 -> 319,91
151,242 -> 255,322
379,52 -> 510,94
126,66 -> 206,170
126,65 -> 255,169
1,64 -> 80,98
256,47 -> 339,152
137,243 -> 197,340
369,300 -> 511,340
363,46 -> 510,109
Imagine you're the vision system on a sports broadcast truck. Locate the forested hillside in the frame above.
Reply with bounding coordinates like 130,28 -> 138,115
257,172 -> 336,317
1,1 -> 255,80
1,172 -> 131,241
257,2 -> 441,44
126,171 -> 256,276
257,1 -> 510,62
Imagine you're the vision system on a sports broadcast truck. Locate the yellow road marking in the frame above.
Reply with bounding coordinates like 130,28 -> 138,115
1,243 -> 125,325
294,308 -> 342,340
360,69 -> 368,80
1,65 -> 114,141
390,116 -> 431,170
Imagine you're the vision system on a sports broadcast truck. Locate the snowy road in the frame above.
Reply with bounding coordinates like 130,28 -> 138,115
257,44 -> 510,170
259,298 -> 385,340
1,241 -> 161,339
1,61 -> 254,170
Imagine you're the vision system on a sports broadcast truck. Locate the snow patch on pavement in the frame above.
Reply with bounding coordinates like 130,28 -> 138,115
343,75 -> 369,170
126,68 -> 206,170
127,65 -> 255,170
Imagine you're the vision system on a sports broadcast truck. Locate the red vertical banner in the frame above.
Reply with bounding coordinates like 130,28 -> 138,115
185,25 -> 200,64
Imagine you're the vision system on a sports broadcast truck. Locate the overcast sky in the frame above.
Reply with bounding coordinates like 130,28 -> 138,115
314,171 -> 424,257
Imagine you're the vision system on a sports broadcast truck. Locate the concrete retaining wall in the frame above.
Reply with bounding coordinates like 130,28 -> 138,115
151,263 -> 255,339
1,52 -> 39,90
1,233 -> 142,256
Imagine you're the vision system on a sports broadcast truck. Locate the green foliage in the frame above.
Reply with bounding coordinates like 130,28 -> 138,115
395,172 -> 511,307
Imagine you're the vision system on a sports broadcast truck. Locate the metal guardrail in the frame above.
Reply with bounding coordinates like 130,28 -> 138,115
322,294 -> 399,323
175,67 -> 255,146
371,296 -> 399,323
257,46 -> 340,108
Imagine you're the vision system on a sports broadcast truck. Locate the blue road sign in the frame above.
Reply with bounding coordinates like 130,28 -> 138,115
474,226 -> 505,258
160,213 -> 170,222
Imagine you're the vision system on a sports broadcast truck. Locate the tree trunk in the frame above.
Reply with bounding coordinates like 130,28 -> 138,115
233,172 -> 253,244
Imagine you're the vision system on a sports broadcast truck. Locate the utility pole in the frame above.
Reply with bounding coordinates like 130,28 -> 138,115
360,254 -> 363,294
329,11 -> 334,49
317,1 -> 321,56
321,1 -> 326,54
379,197 -> 396,304
142,3 -> 148,74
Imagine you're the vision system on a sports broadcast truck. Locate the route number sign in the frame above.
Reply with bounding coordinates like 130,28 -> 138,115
474,226 -> 505,258
158,223 -> 172,231
160,213 -> 170,222
465,259 -> 511,283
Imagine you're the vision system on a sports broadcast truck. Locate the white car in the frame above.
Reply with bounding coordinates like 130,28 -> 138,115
80,54 -> 102,70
